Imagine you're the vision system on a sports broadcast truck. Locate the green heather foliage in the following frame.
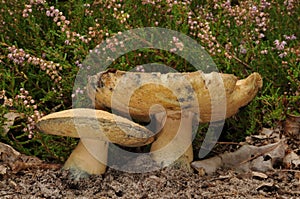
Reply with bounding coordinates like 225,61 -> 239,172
0,0 -> 299,161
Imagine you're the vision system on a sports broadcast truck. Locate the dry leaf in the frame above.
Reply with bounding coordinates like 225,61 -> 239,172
2,112 -> 24,135
0,165 -> 7,175
283,151 -> 300,169
250,141 -> 286,172
260,128 -> 274,137
191,156 -> 222,175
0,142 -> 21,162
192,141 -> 286,174
256,182 -> 279,192
0,142 -> 61,174
252,171 -> 268,179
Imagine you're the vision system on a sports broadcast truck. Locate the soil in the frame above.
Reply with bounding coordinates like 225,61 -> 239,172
1,129 -> 299,199
1,151 -> 300,198
1,165 -> 300,198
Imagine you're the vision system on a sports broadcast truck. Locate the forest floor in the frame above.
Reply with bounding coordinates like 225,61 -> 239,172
1,128 -> 300,199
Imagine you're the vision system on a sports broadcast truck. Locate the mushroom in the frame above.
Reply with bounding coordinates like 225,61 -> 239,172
37,69 -> 262,176
87,70 -> 263,167
36,108 -> 155,176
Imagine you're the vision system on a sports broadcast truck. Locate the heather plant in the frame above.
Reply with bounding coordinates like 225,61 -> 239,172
0,0 -> 299,161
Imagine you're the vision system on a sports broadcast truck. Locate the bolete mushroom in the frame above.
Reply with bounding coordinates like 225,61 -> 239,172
36,108 -> 155,176
87,69 -> 263,167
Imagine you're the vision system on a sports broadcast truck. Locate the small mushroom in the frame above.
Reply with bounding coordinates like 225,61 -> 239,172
36,108 -> 155,176
87,70 -> 262,167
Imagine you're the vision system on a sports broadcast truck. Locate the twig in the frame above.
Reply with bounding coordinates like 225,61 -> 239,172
11,161 -> 61,174
51,103 -> 63,112
278,190 -> 300,195
209,192 -> 238,198
216,141 -> 240,145
0,192 -> 19,197
216,41 -> 251,69
276,169 -> 300,173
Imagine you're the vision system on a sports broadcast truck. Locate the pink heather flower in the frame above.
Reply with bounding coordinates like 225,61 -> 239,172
75,88 -> 84,94
283,36 -> 289,40
260,0 -> 271,9
170,48 -> 177,53
239,46 -> 247,54
279,52 -> 287,58
258,33 -> 265,38
252,6 -> 258,11
175,42 -> 184,51
136,65 -> 145,72
261,50 -> 268,54
172,36 -> 179,43
27,117 -> 33,123
291,35 -> 297,40
274,40 -> 287,50
223,0 -> 230,8
284,34 -> 297,40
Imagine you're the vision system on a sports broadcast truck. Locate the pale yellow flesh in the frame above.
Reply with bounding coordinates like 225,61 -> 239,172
64,139 -> 108,175
150,111 -> 194,167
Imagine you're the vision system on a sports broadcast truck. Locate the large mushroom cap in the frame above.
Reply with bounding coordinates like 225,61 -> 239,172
87,70 -> 262,123
36,108 -> 155,147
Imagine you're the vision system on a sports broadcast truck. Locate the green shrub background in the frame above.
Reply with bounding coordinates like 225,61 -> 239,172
0,0 -> 299,162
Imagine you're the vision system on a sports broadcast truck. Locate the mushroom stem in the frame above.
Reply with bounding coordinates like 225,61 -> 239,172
150,111 -> 194,169
64,139 -> 108,176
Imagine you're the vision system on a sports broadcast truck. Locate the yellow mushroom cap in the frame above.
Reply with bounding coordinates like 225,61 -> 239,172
36,108 -> 155,147
87,70 -> 262,123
